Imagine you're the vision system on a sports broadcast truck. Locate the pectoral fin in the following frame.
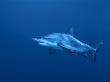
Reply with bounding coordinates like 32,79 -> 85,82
48,48 -> 55,55
57,43 -> 75,54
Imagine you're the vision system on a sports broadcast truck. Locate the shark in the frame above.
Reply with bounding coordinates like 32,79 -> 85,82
32,27 -> 103,63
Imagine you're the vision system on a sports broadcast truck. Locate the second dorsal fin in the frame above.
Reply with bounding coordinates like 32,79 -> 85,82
66,27 -> 74,35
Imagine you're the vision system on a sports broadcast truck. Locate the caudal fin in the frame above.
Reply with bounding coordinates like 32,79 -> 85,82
93,42 -> 103,63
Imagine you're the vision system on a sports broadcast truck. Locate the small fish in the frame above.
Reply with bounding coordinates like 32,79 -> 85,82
32,27 -> 103,63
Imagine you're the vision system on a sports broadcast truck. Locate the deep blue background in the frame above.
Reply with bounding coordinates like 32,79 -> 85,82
0,0 -> 110,82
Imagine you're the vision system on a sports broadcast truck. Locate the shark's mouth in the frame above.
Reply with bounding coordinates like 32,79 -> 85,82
39,42 -> 48,46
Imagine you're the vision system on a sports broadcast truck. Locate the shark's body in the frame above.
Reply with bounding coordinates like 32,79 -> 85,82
32,28 -> 103,62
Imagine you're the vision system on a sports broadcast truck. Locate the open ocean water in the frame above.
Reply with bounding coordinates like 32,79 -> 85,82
0,0 -> 110,82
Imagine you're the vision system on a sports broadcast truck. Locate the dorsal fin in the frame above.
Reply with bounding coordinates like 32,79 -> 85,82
66,27 -> 74,35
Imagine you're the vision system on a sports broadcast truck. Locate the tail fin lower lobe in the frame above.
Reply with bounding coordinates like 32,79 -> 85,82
93,42 -> 103,63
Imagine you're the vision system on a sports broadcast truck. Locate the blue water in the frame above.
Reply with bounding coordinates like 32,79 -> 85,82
0,0 -> 110,82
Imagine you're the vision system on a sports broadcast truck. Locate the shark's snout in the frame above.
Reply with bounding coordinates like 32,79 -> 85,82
32,36 -> 42,41
32,37 -> 47,44
32,38 -> 38,41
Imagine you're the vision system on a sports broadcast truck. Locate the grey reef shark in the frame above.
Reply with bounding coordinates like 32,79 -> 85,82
32,27 -> 103,63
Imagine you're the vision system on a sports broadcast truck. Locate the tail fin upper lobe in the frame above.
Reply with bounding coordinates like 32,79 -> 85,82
93,42 -> 103,63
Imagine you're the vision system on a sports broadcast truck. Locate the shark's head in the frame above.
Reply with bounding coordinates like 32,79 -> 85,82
32,37 -> 48,46
32,36 -> 57,47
